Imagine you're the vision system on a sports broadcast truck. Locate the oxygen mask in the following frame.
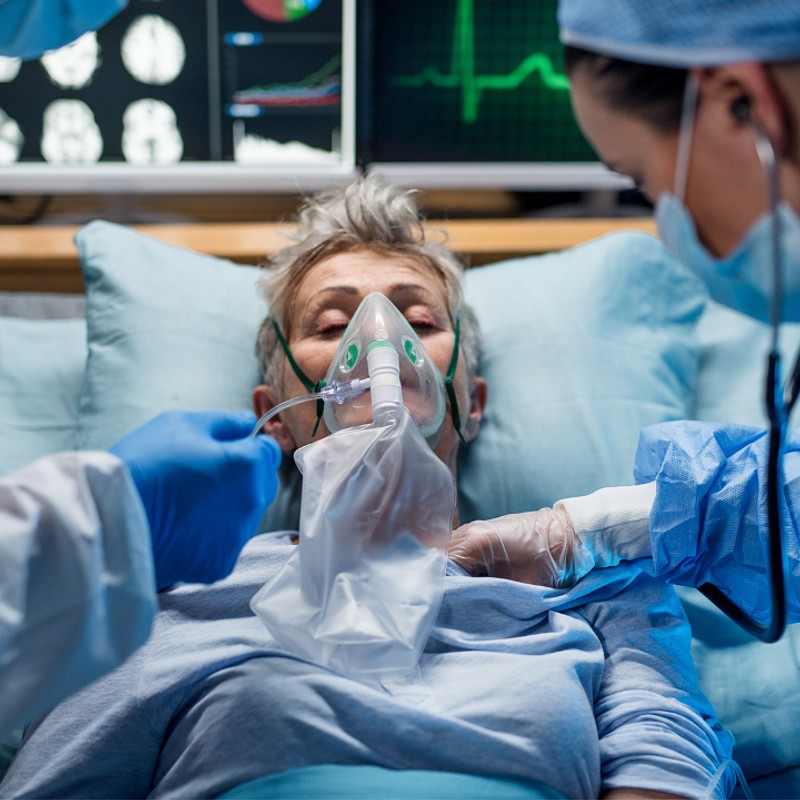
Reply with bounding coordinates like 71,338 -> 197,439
323,292 -> 446,440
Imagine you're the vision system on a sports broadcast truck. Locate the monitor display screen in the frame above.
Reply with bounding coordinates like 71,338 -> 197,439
363,0 -> 626,190
0,0 -> 356,193
0,0 -> 624,194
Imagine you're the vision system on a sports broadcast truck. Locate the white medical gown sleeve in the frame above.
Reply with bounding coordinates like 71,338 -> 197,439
0,451 -> 157,735
559,482 -> 656,568
633,420 -> 800,625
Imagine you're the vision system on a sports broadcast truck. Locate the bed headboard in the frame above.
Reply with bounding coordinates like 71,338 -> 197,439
0,218 -> 657,293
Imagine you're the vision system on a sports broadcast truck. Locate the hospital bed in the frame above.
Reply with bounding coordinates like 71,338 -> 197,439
1,217 -> 798,798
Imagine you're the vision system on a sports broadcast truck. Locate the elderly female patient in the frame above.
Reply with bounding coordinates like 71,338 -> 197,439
0,178 -> 733,800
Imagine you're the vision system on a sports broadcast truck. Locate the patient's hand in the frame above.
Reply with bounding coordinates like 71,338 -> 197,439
449,506 -> 594,588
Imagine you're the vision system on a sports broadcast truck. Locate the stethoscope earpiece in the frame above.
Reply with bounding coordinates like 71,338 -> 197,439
732,95 -> 751,125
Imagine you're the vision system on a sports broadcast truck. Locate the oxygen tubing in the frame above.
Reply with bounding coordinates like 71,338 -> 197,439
249,378 -> 371,437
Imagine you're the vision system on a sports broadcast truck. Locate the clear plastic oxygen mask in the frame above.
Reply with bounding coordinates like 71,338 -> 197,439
250,292 -> 448,442
323,292 -> 446,438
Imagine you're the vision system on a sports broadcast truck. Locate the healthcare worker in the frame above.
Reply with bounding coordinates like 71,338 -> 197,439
450,0 -> 800,640
1,411 -> 281,737
0,0 -> 282,736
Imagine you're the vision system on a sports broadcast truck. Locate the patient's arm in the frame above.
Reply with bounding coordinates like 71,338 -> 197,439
577,568 -> 734,799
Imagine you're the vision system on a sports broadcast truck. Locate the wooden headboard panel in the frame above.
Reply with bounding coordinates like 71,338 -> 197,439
0,217 -> 656,293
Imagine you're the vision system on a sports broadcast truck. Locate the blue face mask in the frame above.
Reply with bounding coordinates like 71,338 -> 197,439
0,0 -> 127,61
655,76 -> 800,325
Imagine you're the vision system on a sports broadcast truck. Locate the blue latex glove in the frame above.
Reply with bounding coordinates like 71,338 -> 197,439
110,410 -> 281,590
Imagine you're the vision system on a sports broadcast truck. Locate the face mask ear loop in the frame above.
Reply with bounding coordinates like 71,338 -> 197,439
271,320 -> 327,437
444,314 -> 466,446
674,73 -> 699,204
750,123 -> 783,342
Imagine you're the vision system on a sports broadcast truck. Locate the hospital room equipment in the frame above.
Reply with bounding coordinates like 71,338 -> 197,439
2,217 -> 799,797
251,293 -> 455,684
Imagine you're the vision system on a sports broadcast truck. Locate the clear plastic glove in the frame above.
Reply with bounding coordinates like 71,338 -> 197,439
448,506 -> 595,588
109,410 -> 281,590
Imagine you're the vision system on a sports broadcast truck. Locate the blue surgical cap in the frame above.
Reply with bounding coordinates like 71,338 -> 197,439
558,0 -> 800,67
0,0 -> 128,61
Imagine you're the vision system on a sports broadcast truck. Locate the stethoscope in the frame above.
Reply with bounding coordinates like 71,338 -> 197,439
697,103 -> 792,643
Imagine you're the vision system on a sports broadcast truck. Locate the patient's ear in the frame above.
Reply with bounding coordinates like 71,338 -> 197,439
462,376 -> 487,443
253,385 -> 297,451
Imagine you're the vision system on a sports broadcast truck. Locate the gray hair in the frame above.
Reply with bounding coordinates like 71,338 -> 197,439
256,175 -> 482,390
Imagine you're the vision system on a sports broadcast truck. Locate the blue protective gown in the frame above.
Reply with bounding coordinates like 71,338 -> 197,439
634,420 -> 800,624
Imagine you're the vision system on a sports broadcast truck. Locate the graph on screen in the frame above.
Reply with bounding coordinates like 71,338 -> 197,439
369,0 -> 596,164
392,0 -> 570,125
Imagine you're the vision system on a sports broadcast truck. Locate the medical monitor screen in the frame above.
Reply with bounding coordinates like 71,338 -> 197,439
0,0 -> 356,192
364,0 -> 616,189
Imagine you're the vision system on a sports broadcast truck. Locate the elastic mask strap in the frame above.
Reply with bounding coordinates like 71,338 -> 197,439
271,320 -> 326,437
750,122 -> 782,334
444,315 -> 466,446
674,73 -> 699,203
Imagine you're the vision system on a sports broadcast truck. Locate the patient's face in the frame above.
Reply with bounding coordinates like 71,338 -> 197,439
254,249 -> 485,475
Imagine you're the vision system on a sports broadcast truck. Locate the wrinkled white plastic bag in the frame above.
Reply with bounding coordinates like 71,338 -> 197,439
250,408 -> 455,684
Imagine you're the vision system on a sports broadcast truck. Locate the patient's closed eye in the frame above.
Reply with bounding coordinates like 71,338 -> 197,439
317,321 -> 349,337
317,318 -> 436,337
401,301 -> 447,333
408,319 -> 438,334
312,309 -> 352,336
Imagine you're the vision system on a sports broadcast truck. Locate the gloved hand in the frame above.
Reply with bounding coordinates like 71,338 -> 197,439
110,410 -> 281,590
448,506 -> 595,588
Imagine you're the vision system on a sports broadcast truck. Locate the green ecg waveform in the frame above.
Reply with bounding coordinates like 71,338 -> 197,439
393,0 -> 570,124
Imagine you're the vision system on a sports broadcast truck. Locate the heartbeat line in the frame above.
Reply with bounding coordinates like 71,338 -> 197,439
392,0 -> 570,124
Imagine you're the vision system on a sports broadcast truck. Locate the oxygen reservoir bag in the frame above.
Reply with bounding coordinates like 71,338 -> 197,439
251,408 -> 455,683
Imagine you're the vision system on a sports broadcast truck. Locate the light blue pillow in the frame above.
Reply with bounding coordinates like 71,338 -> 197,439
0,315 -> 86,477
694,299 -> 800,428
457,231 -> 706,522
73,220 -> 302,532
74,220 -> 268,450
